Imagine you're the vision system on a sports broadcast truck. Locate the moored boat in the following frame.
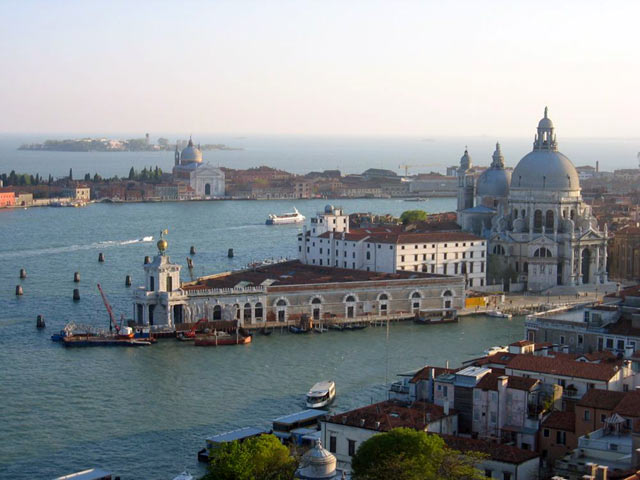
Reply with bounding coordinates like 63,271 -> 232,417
194,331 -> 252,346
306,380 -> 336,408
289,325 -> 310,334
266,207 -> 306,225
62,336 -> 153,347
487,310 -> 512,319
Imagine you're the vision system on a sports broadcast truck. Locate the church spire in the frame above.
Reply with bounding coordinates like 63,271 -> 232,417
459,146 -> 472,173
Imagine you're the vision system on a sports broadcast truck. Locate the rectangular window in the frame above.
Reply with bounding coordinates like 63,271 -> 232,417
584,410 -> 590,421
543,429 -> 549,438
443,386 -> 448,397
578,334 -> 583,345
329,435 -> 337,453
606,338 -> 614,349
556,431 -> 566,445
560,335 -> 565,344
401,255 -> 405,262
444,253 -> 447,260
503,473 -> 512,480
319,248 -> 323,254
348,439 -> 356,456
617,339 -> 625,350
485,470 -> 492,478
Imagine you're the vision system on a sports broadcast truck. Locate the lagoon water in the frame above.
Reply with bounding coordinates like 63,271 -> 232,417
0,197 -> 526,479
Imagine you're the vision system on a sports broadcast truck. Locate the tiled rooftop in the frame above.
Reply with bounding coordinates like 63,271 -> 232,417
541,411 -> 575,432
440,435 -> 540,464
183,260 -> 444,291
506,354 -> 621,381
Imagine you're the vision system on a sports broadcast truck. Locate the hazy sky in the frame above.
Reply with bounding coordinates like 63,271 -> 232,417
1,0 -> 638,137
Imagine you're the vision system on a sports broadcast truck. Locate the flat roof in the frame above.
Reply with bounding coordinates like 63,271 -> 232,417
184,260 -> 447,291
206,426 -> 266,443
272,409 -> 326,425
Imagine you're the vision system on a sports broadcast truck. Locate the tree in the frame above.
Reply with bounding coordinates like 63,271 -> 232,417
400,210 -> 428,225
351,428 -> 486,480
69,168 -> 73,180
128,167 -> 135,180
204,434 -> 297,480
84,173 -> 91,181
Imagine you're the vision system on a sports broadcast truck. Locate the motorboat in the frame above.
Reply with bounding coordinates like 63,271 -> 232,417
266,207 -> 306,225
289,325 -> 310,334
194,330 -> 252,346
484,345 -> 508,356
487,310 -> 512,319
306,381 -> 336,408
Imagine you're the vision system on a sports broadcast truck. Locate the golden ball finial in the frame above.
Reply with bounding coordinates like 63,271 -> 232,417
157,238 -> 168,253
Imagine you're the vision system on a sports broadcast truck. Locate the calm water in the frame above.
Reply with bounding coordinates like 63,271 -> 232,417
0,198 -> 525,479
1,134 -> 638,178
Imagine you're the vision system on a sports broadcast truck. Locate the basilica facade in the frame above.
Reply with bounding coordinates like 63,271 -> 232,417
172,138 -> 225,197
457,108 -> 608,291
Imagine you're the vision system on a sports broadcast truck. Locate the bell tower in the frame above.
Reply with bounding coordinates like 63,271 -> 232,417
174,144 -> 180,166
457,148 -> 475,215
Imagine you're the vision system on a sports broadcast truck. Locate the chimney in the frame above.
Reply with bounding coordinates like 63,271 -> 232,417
430,367 -> 436,380
596,161 -> 599,173
444,398 -> 450,416
360,418 -> 365,427
498,376 -> 508,393
595,465 -> 607,480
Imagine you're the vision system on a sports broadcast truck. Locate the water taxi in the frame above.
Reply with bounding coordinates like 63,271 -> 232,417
487,310 -> 512,319
266,207 -> 306,225
305,381 -> 336,408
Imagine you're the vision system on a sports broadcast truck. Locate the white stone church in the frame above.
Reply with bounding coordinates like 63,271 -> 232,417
172,137 -> 225,197
457,108 -> 608,291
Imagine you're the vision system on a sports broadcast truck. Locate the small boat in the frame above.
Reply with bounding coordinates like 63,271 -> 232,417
140,235 -> 153,242
172,470 -> 193,480
313,326 -> 328,333
289,325 -> 310,334
194,331 -> 252,346
487,310 -> 512,319
484,345 -> 508,356
62,336 -> 153,347
328,324 -> 344,331
259,327 -> 273,335
306,380 -> 336,408
404,197 -> 427,202
350,323 -> 368,330
266,207 -> 306,225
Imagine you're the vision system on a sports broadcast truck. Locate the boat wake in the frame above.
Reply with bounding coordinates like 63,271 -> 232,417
0,236 -> 154,259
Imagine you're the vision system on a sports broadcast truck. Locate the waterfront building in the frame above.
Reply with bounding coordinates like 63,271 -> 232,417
0,189 -> 16,207
609,224 -> 640,281
172,137 -> 225,197
523,285 -> 640,356
299,205 -> 487,288
62,185 -> 91,201
133,238 -> 465,329
457,108 -> 609,291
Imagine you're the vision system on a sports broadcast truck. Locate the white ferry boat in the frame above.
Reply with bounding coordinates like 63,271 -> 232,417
487,310 -> 512,319
266,207 -> 306,225
305,380 -> 336,408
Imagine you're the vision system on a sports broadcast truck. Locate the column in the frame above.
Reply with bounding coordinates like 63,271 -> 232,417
577,248 -> 583,285
595,247 -> 601,284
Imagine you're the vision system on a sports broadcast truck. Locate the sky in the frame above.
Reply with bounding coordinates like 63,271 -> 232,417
0,0 -> 639,137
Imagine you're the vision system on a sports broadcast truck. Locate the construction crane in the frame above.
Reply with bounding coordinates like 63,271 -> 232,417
178,317 -> 208,340
398,163 -> 446,177
97,283 -> 120,334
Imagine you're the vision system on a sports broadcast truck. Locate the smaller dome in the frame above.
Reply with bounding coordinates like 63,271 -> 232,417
297,440 -> 337,479
477,168 -> 512,197
324,205 -> 334,213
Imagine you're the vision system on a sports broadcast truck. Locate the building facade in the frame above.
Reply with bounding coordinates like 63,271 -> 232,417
299,206 -> 487,287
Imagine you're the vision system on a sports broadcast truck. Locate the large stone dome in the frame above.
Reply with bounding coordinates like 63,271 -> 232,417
180,138 -> 202,164
511,149 -> 579,191
478,168 -> 512,197
510,108 -> 580,192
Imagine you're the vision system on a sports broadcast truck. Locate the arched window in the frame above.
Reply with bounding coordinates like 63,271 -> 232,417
254,302 -> 263,321
243,303 -> 252,322
534,210 -> 543,232
493,245 -> 505,255
345,295 -> 356,303
442,290 -> 453,310
378,293 -> 389,315
166,276 -> 173,292
411,292 -> 421,312
524,262 -> 529,273
521,209 -> 526,220
533,248 -> 552,258
234,303 -> 241,320
513,209 -> 518,219
276,299 -> 287,322
545,210 -> 554,230
345,295 -> 357,318
311,297 -> 322,321
213,305 -> 222,320
570,209 -> 576,220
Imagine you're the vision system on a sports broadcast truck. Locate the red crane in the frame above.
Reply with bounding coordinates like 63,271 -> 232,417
181,317 -> 208,339
97,283 -> 120,333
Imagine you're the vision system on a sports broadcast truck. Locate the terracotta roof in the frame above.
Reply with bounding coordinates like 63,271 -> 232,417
506,354 -> 620,381
541,411 -> 575,432
440,435 -> 540,464
475,372 -> 538,392
534,342 -> 553,351
577,389 -> 627,410
614,392 -> 640,417
409,366 -> 458,384
472,352 -> 517,366
326,400 -> 454,432
183,260 -> 444,291
606,317 -> 640,338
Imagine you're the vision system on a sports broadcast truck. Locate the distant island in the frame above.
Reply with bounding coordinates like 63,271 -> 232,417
18,135 -> 242,152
